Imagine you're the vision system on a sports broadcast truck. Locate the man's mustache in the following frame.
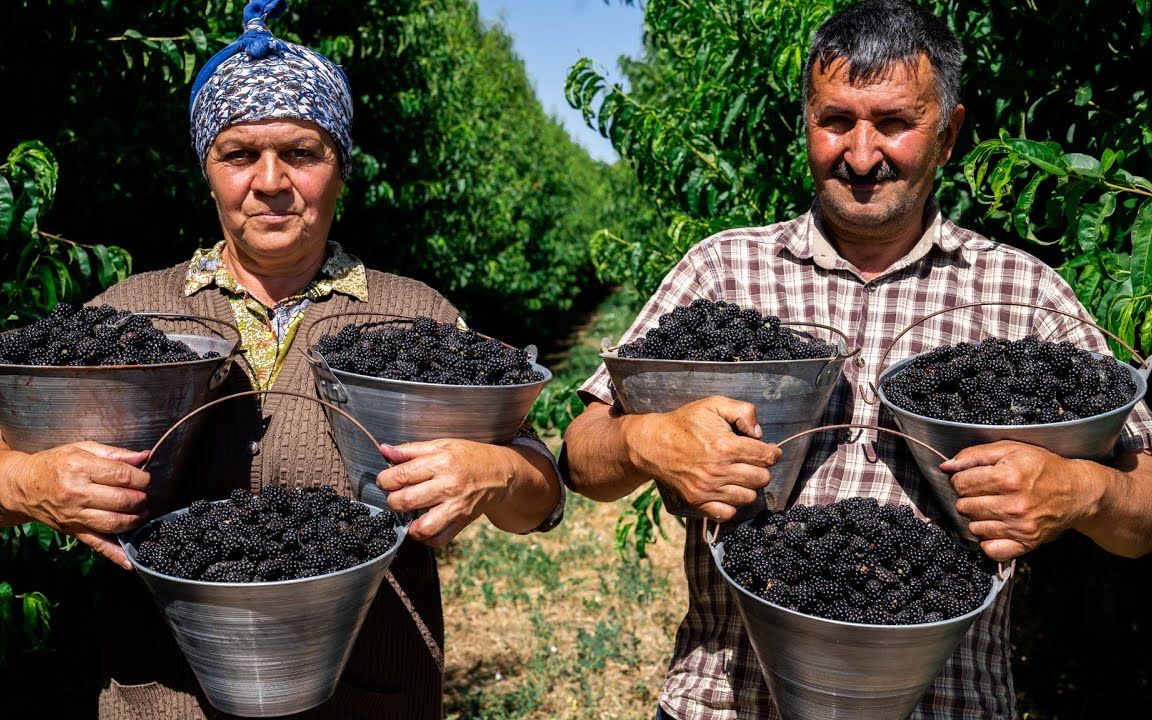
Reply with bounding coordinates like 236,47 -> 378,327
832,159 -> 898,183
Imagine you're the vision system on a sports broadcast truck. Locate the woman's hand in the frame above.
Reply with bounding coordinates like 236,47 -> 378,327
376,439 -> 558,547
0,442 -> 151,569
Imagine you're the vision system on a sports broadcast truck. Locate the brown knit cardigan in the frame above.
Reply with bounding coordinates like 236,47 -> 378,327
91,264 -> 457,719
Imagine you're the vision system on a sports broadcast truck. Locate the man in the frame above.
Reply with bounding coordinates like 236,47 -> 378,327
561,1 -> 1152,718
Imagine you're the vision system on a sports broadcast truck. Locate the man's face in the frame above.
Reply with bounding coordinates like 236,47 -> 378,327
805,54 -> 963,242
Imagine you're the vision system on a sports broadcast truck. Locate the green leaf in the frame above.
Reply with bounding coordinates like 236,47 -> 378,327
1076,193 -> 1117,254
1129,200 -> 1152,293
92,244 -> 116,287
1063,153 -> 1104,179
0,174 -> 12,237
1012,171 -> 1047,242
29,522 -> 56,552
69,245 -> 92,283
1002,138 -> 1068,176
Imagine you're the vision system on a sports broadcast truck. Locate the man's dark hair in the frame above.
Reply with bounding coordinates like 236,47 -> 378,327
802,0 -> 964,128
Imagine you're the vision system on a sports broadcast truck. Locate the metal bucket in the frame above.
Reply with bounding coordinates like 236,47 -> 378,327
304,315 -> 551,506
870,302 -> 1150,541
878,353 -> 1146,541
602,321 -> 853,519
0,313 -> 239,512
709,424 -> 1012,720
121,503 -> 403,717
119,389 -> 411,717
713,539 -> 1010,720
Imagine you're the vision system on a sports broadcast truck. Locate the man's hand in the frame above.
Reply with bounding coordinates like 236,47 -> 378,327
377,439 -> 523,547
0,442 -> 151,569
626,395 -> 781,522
941,440 -> 1097,562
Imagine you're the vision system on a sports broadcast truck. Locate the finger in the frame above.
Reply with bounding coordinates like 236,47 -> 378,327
954,494 -> 1031,524
979,537 -> 1029,563
939,441 -> 1021,473
949,466 -> 1006,498
379,440 -> 452,465
83,458 -> 151,492
421,521 -> 467,548
721,437 -> 782,468
705,396 -> 762,439
76,442 -> 151,468
377,459 -> 437,492
386,473 -> 465,514
81,484 -> 149,514
408,505 -> 475,544
706,483 -> 760,508
697,501 -> 741,523
75,530 -> 132,570
75,508 -> 150,535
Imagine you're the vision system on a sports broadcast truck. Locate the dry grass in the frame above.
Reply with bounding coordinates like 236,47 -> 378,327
440,490 -> 686,720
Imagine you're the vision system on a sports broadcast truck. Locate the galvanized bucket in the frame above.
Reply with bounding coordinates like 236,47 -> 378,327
304,314 -> 552,506
709,424 -> 1013,720
602,321 -> 854,520
119,390 -> 411,717
0,313 -> 239,512
871,302 -> 1150,541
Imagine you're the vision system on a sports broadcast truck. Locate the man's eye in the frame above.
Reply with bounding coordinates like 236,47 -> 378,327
878,118 -> 910,133
820,116 -> 853,132
223,150 -> 254,162
287,148 -> 315,160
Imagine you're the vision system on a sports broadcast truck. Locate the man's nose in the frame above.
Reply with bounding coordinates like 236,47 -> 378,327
844,123 -> 883,175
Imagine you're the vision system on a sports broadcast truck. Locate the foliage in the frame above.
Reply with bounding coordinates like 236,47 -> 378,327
0,0 -> 627,347
0,140 -> 130,673
964,136 -> 1152,360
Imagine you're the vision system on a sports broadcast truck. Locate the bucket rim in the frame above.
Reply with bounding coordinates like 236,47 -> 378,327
599,349 -> 847,365
0,332 -> 235,372
877,351 -> 1146,431
119,501 -> 407,589
711,537 -> 1012,630
322,358 -> 553,390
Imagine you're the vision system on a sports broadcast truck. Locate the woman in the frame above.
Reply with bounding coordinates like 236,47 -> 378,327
0,1 -> 563,717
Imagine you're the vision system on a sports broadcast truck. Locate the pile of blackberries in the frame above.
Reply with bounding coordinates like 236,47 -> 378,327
315,317 -> 545,385
722,498 -> 994,625
883,335 -> 1136,425
616,299 -> 836,361
132,485 -> 401,582
0,303 -> 216,366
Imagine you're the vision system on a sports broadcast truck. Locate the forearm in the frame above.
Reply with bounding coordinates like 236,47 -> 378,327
482,443 -> 562,534
1072,451 -> 1152,557
0,448 -> 33,527
560,402 -> 651,502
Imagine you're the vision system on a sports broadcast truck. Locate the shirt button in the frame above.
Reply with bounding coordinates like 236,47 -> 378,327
865,282 -> 878,293
854,356 -> 866,368
840,429 -> 854,442
247,441 -> 261,456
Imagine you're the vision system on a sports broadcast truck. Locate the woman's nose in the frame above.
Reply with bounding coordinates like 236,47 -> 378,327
251,153 -> 291,195
844,123 -> 883,174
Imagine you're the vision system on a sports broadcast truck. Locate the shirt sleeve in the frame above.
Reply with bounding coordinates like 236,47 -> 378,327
1032,268 -> 1152,453
577,243 -> 718,407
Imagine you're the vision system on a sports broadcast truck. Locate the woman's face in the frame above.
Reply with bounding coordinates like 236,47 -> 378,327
205,119 -> 344,272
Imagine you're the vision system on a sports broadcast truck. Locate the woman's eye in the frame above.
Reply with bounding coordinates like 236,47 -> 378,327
287,148 -> 315,160
223,150 -> 254,162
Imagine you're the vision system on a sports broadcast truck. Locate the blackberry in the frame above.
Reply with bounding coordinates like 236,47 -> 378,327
883,335 -> 1136,425
722,499 -> 995,625
616,299 -> 836,361
0,303 -> 215,366
131,485 -> 403,583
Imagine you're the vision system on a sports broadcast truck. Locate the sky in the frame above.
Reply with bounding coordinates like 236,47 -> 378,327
474,0 -> 645,163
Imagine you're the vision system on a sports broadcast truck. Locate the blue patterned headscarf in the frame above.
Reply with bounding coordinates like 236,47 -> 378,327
189,0 -> 354,178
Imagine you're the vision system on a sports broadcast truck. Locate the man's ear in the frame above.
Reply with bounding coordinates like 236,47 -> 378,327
938,103 -> 966,166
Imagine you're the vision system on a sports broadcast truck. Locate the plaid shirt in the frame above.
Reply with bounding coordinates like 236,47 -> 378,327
579,201 -> 1152,720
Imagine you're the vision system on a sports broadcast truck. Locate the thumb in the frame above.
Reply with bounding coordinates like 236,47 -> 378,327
76,530 -> 133,571
77,442 -> 151,467
939,441 -> 1015,474
704,396 -> 762,440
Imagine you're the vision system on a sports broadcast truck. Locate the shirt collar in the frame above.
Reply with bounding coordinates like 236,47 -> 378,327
779,197 -> 960,276
184,240 -> 369,303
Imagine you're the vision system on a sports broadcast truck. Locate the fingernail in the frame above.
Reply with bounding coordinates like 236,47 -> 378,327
753,424 -> 762,439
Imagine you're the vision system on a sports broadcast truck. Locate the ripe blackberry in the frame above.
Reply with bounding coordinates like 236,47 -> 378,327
131,485 -> 403,582
883,335 -> 1136,425
723,498 -> 995,625
616,299 -> 836,361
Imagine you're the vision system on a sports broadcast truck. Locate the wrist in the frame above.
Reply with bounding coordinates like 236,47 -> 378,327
620,413 -> 657,480
0,451 -> 33,526
1067,458 -> 1111,535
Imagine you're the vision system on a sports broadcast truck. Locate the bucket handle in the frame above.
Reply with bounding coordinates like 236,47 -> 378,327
131,312 -> 244,391
300,311 -> 538,364
140,389 -> 446,673
701,422 -> 1013,581
702,423 -> 947,546
862,301 -> 1149,405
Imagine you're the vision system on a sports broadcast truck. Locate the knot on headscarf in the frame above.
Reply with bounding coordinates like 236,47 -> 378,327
188,0 -> 354,178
